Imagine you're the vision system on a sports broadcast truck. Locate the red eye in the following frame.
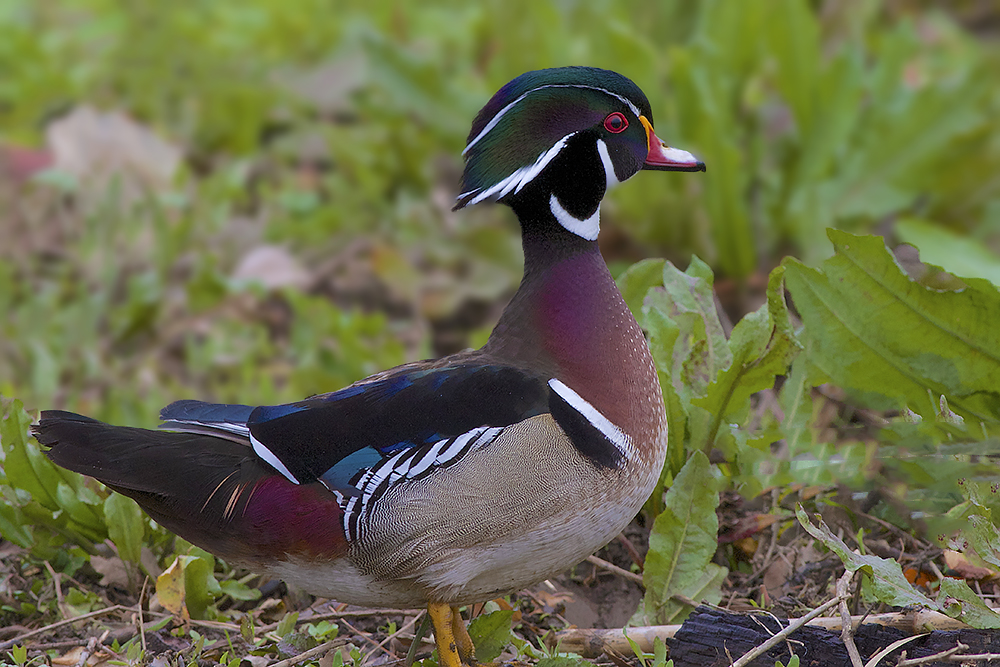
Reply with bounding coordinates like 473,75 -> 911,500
604,112 -> 628,133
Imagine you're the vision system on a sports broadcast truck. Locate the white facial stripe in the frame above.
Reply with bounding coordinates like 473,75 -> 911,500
548,378 -> 631,457
463,132 -> 575,206
463,84 -> 642,156
596,139 -> 619,190
550,194 -> 600,240
250,433 -> 300,484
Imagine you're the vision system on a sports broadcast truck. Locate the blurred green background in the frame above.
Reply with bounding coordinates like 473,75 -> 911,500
2,0 -> 999,425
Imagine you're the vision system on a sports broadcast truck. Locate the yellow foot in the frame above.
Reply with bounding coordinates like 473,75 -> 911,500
451,605 -> 477,664
428,602 -> 479,667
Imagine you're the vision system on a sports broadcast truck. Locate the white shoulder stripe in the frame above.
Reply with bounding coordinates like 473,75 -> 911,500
463,84 -> 642,156
250,433 -> 300,484
547,378 -> 631,457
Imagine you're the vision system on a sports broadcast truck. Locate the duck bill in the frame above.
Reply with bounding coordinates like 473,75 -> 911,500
639,116 -> 706,172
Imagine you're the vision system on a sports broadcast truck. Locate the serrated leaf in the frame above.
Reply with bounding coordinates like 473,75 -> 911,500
938,577 -> 1000,629
796,506 -> 938,610
784,230 -> 1000,422
104,492 -> 144,563
640,452 -> 726,624
2,401 -> 61,511
779,356 -> 816,458
693,266 -> 800,447
896,218 -> 1000,286
467,609 -> 513,662
645,257 -> 730,401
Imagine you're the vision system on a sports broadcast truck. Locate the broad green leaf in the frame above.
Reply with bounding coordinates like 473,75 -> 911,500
896,218 -> 1000,286
2,401 -> 61,511
640,452 -> 726,624
693,266 -> 800,451
467,609 -> 513,662
796,507 -> 938,610
646,257 -> 731,401
938,577 -> 1000,629
950,481 -> 1000,571
276,611 -> 300,638
536,658 -> 585,667
779,356 -> 817,459
2,401 -> 106,540
617,258 -> 666,328
183,549 -> 221,620
783,230 -> 1000,422
104,492 -> 144,564
0,499 -> 33,548
219,579 -> 262,601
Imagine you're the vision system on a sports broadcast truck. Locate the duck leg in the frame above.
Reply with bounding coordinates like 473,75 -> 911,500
450,605 -> 478,664
428,601 -> 464,667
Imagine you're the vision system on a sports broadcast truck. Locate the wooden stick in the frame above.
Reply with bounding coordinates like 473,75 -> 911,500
585,555 -> 644,586
836,570 -> 863,667
269,638 -> 348,667
0,605 -> 128,651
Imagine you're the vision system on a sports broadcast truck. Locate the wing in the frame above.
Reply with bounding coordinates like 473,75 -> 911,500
160,362 -> 551,492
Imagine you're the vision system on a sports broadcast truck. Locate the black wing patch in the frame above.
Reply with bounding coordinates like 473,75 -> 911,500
246,364 -> 549,484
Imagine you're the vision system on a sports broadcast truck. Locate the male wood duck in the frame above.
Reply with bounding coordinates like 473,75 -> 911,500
34,67 -> 704,666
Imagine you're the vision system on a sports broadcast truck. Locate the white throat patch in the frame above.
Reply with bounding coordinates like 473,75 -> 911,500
550,194 -> 600,240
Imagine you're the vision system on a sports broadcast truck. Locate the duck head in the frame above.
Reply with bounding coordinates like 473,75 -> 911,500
454,66 -> 705,240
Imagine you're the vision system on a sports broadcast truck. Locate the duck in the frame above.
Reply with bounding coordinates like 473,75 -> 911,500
33,66 -> 704,667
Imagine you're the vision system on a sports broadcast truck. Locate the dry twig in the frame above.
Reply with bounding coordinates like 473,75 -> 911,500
269,638 -> 348,667
836,570 -> 864,667
585,555 -> 644,586
0,604 -> 128,651
896,642 -> 967,666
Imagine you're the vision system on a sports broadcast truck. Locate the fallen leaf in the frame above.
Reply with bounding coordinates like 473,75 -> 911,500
47,105 -> 182,208
232,245 -> 310,291
944,550 -> 997,581
90,555 -> 130,589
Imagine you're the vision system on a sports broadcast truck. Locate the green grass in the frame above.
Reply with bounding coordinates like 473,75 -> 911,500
1,0 -> 1000,662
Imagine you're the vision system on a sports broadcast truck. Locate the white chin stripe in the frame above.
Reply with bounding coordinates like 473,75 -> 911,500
547,379 -> 631,457
596,139 -> 620,190
250,433 -> 300,484
550,194 -> 600,240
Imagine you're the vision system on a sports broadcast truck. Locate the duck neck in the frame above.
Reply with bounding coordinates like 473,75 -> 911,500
484,206 -> 663,441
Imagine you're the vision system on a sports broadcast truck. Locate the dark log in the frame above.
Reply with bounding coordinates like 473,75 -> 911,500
667,606 -> 999,667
